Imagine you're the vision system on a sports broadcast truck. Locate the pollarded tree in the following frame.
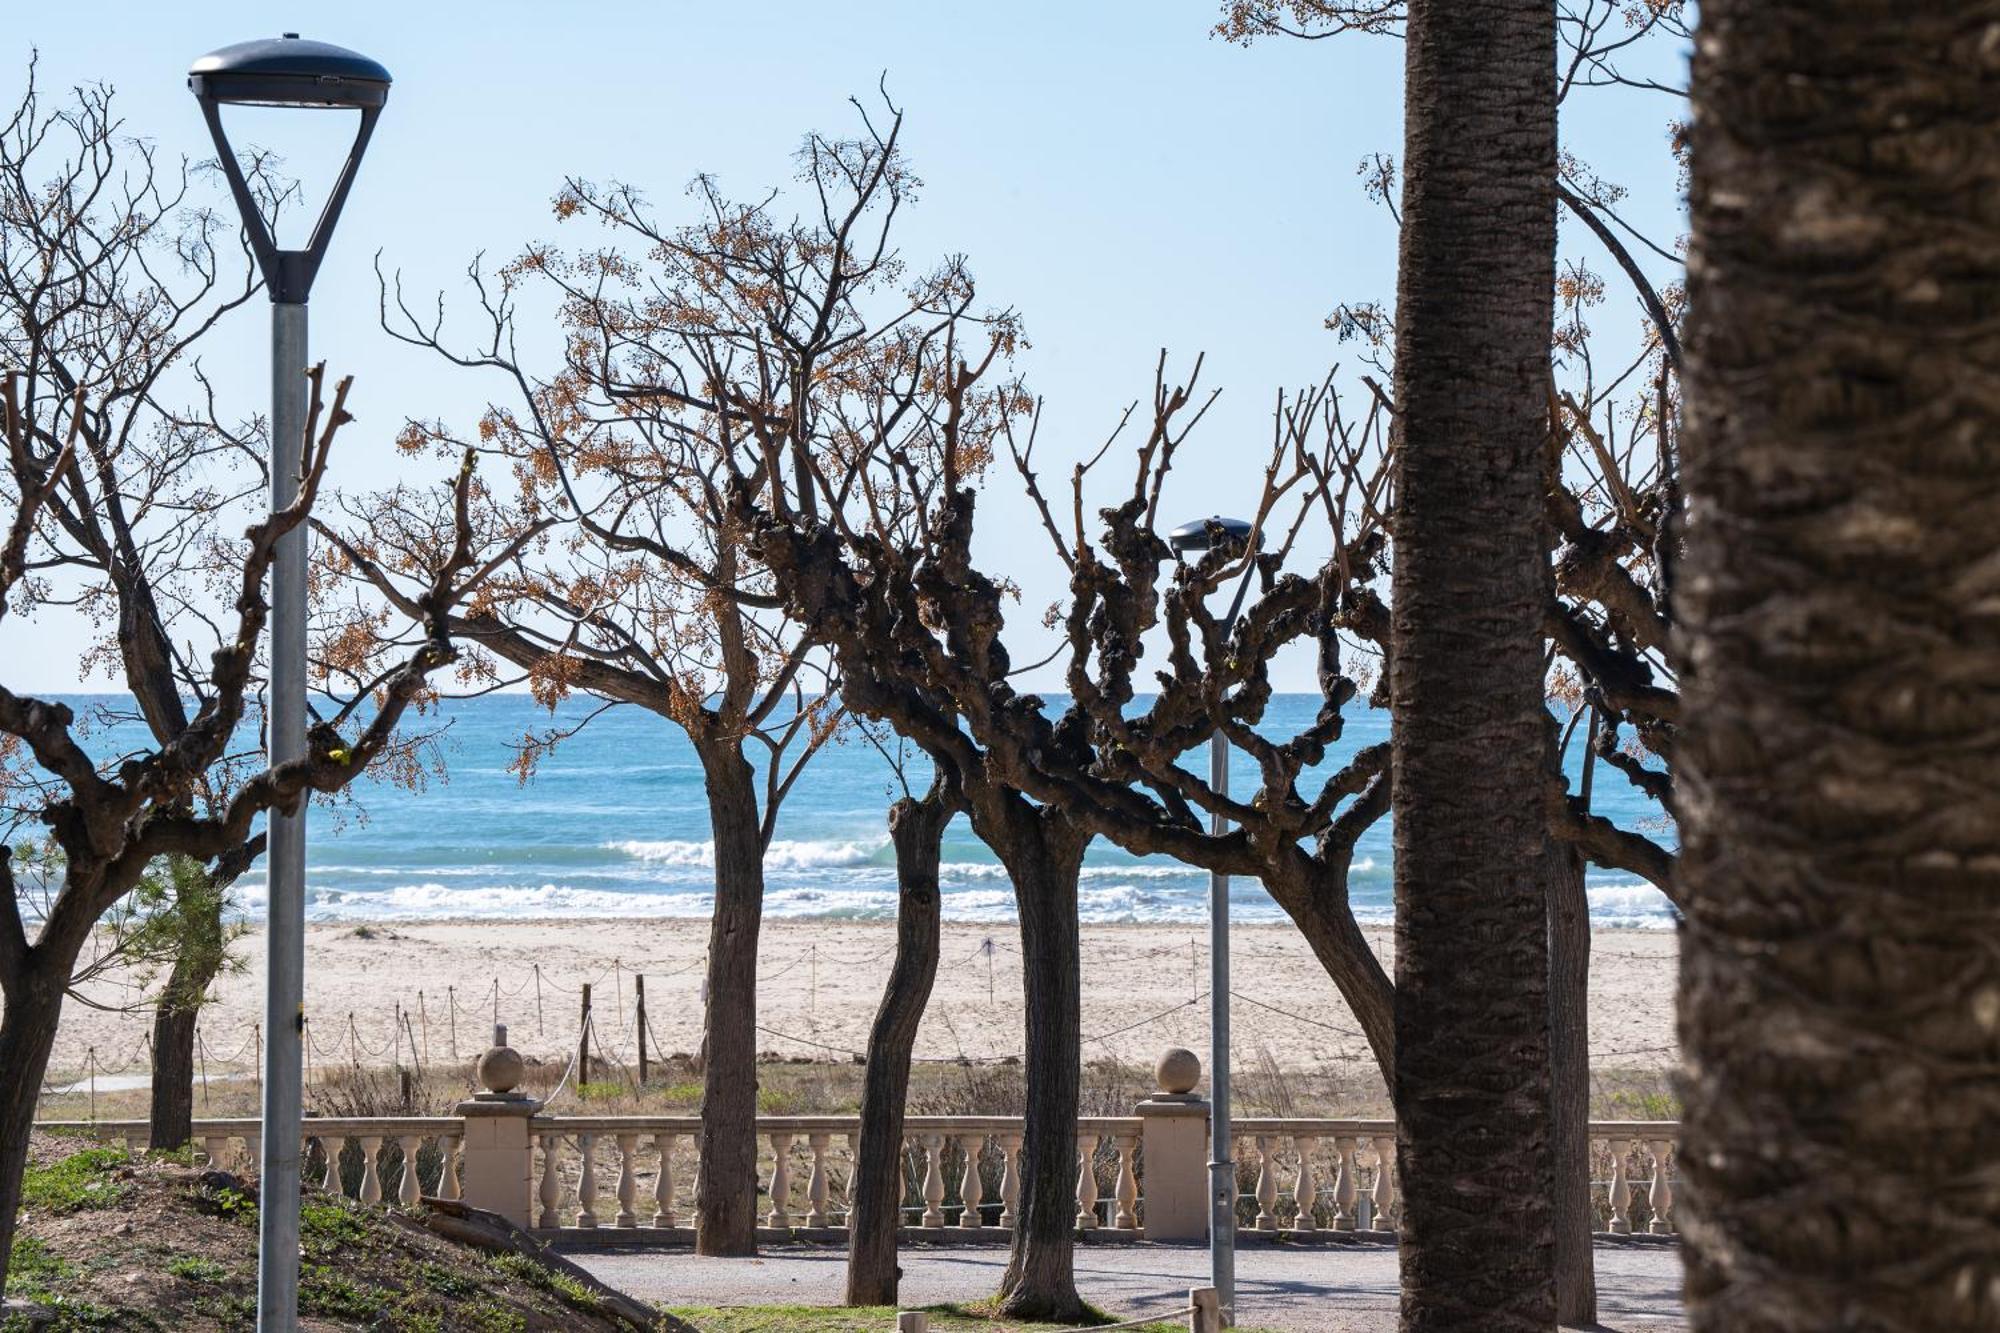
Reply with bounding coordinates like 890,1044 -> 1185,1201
333,102 -> 1013,1257
1676,3 -> 2000,1327
746,347 -> 1421,1316
1387,3 -> 1560,1331
0,364 -> 490,1292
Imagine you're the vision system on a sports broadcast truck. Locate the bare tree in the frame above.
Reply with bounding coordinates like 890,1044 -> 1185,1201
0,359 -> 487,1290
0,65 -> 283,1152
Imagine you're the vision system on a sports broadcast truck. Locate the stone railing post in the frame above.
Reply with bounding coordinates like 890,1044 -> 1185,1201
453,1025 -> 538,1229
1134,1046 -> 1210,1242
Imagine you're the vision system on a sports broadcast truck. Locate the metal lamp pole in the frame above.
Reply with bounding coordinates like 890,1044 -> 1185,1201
1168,515 -> 1257,1327
188,35 -> 390,1332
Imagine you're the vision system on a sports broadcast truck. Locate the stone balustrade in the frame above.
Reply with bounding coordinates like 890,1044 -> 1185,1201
39,1115 -> 465,1207
36,1046 -> 1680,1244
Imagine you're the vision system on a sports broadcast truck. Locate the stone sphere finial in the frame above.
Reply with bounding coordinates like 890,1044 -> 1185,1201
1155,1046 -> 1201,1096
476,1023 -> 525,1095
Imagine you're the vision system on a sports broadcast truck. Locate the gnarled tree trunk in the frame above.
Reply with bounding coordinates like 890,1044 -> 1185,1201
846,780 -> 951,1306
1546,839 -> 1595,1325
693,742 -> 767,1256
1387,1 -> 1559,1328
148,879 -> 232,1151
0,960 -> 66,1296
1265,849 -> 1394,1073
985,796 -> 1090,1324
1677,3 -> 2000,1328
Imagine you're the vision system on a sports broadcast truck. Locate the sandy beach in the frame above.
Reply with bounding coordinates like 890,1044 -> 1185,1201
38,918 -> 1678,1090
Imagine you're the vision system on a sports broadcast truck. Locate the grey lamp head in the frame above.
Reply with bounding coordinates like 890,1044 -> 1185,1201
187,34 -> 391,304
188,34 -> 390,109
1167,515 -> 1255,555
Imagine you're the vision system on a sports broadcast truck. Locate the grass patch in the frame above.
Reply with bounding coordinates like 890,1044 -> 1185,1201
415,1259 -> 477,1298
484,1251 -> 604,1315
6,1234 -> 76,1302
299,1262 -> 394,1321
299,1198 -> 371,1253
164,1254 -> 228,1283
664,1304 -> 1227,1332
20,1148 -> 128,1215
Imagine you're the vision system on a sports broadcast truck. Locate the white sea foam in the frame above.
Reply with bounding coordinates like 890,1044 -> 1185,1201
609,837 -> 883,870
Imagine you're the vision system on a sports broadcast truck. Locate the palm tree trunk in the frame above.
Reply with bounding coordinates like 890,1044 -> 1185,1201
846,781 -> 951,1306
693,742 -> 767,1256
1677,3 -> 2000,1327
1387,2 -> 1559,1328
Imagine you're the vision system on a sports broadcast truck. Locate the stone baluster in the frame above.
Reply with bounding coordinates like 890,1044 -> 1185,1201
1333,1136 -> 1360,1231
1253,1136 -> 1279,1231
359,1136 -> 383,1205
920,1134 -> 947,1228
1113,1130 -> 1140,1231
203,1135 -> 228,1171
652,1133 -> 678,1227
1370,1136 -> 1397,1231
397,1135 -> 423,1206
441,1136 -> 461,1200
615,1134 -> 639,1227
997,1133 -> 1023,1229
321,1136 -> 346,1195
1292,1135 -> 1320,1232
1075,1130 -> 1101,1230
767,1132 -> 795,1229
538,1133 -> 562,1228
956,1134 -> 985,1229
807,1133 -> 832,1227
243,1135 -> 260,1173
1607,1138 -> 1632,1234
575,1134 -> 599,1228
1647,1139 -> 1675,1234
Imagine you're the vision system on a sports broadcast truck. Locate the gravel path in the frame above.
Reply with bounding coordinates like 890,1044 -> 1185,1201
570,1240 -> 1686,1332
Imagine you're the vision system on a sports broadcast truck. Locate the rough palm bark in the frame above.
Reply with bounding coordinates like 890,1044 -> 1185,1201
1387,2 -> 1559,1329
846,779 -> 953,1306
693,742 -> 767,1257
1676,4 -> 2000,1328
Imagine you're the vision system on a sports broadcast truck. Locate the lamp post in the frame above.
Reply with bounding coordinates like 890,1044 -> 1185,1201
1167,514 -> 1256,1328
188,35 -> 389,1332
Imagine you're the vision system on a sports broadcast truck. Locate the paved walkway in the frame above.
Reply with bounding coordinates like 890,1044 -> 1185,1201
571,1241 -> 1686,1332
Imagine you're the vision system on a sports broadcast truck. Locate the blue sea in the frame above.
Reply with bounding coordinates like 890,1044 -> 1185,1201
45,694 -> 1677,929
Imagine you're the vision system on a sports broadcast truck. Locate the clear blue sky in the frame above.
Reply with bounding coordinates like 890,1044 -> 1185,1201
10,1 -> 1687,694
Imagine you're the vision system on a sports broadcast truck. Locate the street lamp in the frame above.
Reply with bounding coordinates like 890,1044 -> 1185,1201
188,34 -> 389,1333
1167,514 -> 1256,1328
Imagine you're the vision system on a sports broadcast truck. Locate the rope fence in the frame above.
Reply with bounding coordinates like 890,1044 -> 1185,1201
36,937 -> 1683,1095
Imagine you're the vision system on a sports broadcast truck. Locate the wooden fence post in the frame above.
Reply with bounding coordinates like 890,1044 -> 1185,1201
635,974 -> 649,1086
579,982 -> 593,1087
